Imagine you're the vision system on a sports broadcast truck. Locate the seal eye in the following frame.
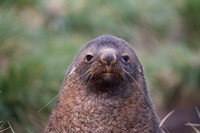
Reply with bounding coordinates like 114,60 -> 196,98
122,55 -> 129,62
85,54 -> 93,62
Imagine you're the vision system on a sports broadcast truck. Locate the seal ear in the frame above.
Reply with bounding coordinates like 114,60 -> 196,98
135,66 -> 148,95
138,67 -> 142,73
69,67 -> 76,76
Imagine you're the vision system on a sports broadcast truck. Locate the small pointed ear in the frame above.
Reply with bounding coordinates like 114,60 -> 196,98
138,67 -> 142,73
69,67 -> 76,76
135,65 -> 148,95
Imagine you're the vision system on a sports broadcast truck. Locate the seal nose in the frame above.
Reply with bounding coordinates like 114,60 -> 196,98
100,52 -> 116,66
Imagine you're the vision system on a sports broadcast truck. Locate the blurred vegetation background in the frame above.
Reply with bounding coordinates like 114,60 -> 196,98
0,0 -> 200,132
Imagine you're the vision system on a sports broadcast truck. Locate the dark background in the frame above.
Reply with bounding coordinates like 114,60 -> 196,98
0,0 -> 200,132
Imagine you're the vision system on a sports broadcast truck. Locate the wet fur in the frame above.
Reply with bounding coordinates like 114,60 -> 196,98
44,35 -> 163,133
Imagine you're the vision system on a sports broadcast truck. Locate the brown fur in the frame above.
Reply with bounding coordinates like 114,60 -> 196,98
44,35 -> 163,133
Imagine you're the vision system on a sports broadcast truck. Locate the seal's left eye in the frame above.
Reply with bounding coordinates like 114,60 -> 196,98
85,54 -> 93,62
122,55 -> 129,62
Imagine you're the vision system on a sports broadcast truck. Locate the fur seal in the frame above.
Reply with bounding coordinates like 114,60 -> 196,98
44,35 -> 163,133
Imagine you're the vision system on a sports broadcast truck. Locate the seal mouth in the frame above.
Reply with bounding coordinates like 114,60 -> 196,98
101,72 -> 114,77
90,69 -> 122,87
88,70 -> 124,93
84,60 -> 125,90
100,72 -> 115,82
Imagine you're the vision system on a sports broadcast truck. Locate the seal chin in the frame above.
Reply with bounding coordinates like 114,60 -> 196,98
101,73 -> 115,83
91,72 -> 120,89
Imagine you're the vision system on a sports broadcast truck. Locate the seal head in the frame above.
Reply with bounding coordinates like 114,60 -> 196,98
71,35 -> 145,97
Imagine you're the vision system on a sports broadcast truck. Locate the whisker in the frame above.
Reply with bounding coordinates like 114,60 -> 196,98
123,69 -> 167,131
123,69 -> 153,109
69,69 -> 91,87
66,68 -> 92,85
77,72 -> 90,88
38,68 -> 92,112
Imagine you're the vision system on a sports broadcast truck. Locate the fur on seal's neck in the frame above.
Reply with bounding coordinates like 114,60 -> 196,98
44,34 -> 163,133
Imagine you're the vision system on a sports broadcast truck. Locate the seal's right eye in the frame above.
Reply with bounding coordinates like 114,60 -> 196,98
122,55 -> 129,62
85,54 -> 93,62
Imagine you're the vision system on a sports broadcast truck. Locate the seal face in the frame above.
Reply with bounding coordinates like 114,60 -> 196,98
73,35 -> 142,96
44,34 -> 163,133
83,47 -> 122,88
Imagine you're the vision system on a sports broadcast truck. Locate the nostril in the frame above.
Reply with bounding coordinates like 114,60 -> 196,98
100,52 -> 116,66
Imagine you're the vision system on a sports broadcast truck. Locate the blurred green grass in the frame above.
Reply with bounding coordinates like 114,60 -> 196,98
0,0 -> 200,132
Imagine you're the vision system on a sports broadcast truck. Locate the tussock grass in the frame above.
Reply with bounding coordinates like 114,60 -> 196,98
0,121 -> 15,133
185,107 -> 200,133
